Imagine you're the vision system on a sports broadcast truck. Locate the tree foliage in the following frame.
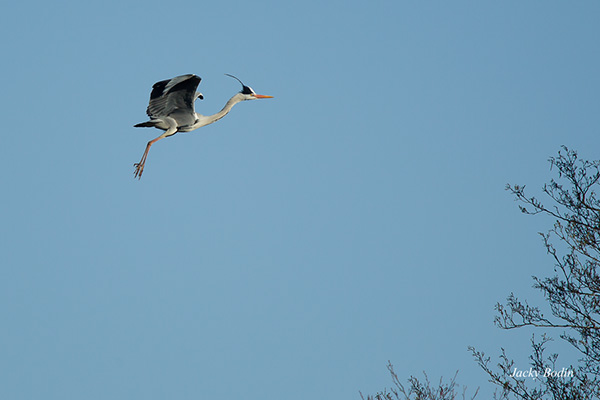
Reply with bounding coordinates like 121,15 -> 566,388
471,146 -> 600,399
359,362 -> 478,400
362,147 -> 600,399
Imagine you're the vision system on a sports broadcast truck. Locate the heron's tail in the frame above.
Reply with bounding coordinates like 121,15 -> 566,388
134,121 -> 156,128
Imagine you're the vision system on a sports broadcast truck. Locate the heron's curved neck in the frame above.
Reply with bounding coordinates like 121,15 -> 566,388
197,94 -> 243,128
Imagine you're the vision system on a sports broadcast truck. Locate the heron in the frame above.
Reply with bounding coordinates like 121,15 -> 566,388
133,74 -> 273,179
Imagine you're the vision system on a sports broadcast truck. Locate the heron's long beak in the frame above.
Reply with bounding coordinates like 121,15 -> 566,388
253,94 -> 273,99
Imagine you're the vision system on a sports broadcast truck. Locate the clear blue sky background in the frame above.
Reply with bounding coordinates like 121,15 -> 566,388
1,1 -> 599,399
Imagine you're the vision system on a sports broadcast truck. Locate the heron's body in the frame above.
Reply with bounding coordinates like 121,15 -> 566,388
133,74 -> 272,179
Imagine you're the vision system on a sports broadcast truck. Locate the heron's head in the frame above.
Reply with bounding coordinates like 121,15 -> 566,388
195,92 -> 204,101
225,74 -> 273,101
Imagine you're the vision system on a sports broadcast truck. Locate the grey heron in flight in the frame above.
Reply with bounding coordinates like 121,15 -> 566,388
133,74 -> 273,179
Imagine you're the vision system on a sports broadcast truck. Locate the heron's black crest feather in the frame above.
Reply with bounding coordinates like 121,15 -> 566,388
225,74 -> 255,95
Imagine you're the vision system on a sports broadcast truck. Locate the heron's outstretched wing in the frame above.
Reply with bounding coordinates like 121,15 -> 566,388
146,74 -> 202,119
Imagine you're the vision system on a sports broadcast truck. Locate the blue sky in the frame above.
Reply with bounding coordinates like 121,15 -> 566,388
1,1 -> 599,399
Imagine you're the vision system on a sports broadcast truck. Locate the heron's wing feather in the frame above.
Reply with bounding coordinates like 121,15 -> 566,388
146,74 -> 202,120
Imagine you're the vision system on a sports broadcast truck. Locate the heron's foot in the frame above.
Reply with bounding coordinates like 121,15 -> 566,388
133,162 -> 144,179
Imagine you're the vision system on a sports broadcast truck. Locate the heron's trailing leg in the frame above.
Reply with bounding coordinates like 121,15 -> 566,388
133,128 -> 175,179
133,140 -> 154,179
